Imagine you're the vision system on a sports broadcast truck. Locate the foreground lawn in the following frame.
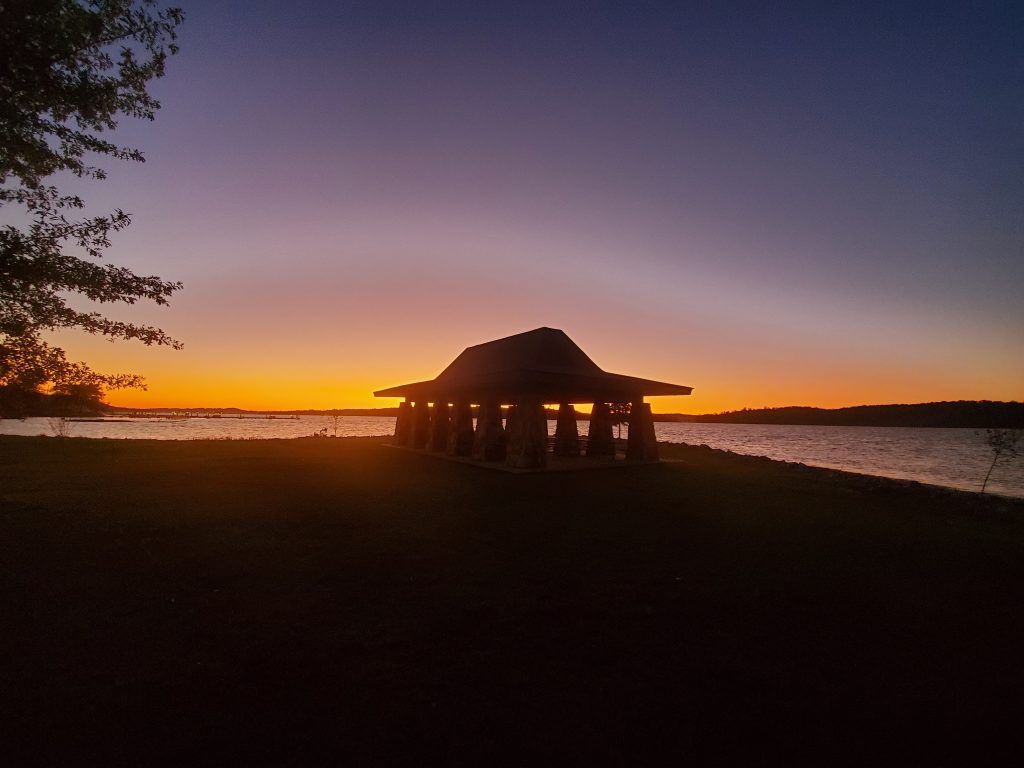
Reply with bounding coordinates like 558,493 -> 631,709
2,435 -> 1023,763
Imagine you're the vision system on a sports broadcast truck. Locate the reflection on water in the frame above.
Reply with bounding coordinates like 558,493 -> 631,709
2,416 -> 1021,498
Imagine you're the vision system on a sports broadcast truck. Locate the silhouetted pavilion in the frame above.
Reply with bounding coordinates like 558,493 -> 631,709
374,327 -> 692,469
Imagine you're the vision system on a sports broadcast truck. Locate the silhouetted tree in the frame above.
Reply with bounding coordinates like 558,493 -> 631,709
0,1 -> 185,411
54,381 -> 106,415
981,429 -> 1022,494
610,402 -> 630,439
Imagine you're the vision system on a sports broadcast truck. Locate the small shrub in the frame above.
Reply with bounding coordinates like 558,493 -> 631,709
47,416 -> 74,438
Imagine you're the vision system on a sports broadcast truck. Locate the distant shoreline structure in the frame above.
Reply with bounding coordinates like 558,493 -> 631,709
98,401 -> 1024,429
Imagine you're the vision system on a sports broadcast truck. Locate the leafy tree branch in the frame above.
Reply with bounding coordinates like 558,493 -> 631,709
0,1 -> 185,412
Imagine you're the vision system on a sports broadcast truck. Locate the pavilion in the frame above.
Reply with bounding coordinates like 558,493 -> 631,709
374,327 -> 692,469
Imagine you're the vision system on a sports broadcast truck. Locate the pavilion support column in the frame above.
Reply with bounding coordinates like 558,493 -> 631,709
393,400 -> 412,446
472,400 -> 507,461
506,398 -> 548,469
409,401 -> 430,449
428,401 -> 450,451
447,400 -> 474,456
504,405 -> 518,434
553,402 -> 580,457
405,401 -> 418,447
586,401 -> 615,458
626,400 -> 659,462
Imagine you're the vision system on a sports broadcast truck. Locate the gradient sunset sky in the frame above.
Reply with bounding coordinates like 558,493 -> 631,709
56,0 -> 1023,413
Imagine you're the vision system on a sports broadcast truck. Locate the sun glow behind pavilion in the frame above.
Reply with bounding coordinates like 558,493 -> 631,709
374,327 -> 692,469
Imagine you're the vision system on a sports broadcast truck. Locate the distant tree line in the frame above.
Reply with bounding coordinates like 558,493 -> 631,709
0,386 -> 107,418
10,399 -> 1020,428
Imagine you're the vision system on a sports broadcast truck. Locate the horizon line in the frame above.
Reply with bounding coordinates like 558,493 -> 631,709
98,399 -> 1023,416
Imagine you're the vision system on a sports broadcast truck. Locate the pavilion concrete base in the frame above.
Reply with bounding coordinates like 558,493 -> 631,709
385,442 -> 662,474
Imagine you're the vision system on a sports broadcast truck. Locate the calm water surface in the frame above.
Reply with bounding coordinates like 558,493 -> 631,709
2,415 -> 1021,498
653,422 -> 1023,499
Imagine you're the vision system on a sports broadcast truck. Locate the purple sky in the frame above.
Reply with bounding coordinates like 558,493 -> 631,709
60,1 -> 1023,411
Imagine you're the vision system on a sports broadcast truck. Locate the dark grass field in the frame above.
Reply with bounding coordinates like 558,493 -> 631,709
2,435 -> 1023,764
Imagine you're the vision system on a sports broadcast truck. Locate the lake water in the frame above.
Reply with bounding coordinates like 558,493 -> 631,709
2,415 -> 1021,498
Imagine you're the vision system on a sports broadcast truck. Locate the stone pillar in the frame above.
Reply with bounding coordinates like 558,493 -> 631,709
504,405 -> 518,434
626,400 -> 659,462
472,400 -> 507,461
393,401 -> 412,446
586,401 -> 615,457
553,402 -> 580,457
428,401 -> 450,452
447,400 -> 474,456
409,401 -> 430,449
506,398 -> 548,469
405,401 -> 418,447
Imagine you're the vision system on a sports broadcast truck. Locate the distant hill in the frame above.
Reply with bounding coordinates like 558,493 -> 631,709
95,400 -> 1024,428
654,401 -> 1024,428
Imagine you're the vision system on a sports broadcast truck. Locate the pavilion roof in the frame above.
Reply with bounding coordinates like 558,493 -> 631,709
373,327 -> 692,403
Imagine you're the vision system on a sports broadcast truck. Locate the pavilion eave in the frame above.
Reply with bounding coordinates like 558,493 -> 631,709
374,369 -> 692,403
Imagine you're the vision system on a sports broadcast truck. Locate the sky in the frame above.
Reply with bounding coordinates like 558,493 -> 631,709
52,0 -> 1024,413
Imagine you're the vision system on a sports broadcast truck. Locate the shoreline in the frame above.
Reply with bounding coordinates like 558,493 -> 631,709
2,431 -> 1020,500
664,440 -> 1024,505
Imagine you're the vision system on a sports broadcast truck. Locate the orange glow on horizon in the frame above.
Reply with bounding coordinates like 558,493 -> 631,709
54,311 -> 1023,415
105,384 -> 1021,416
95,354 -> 1023,414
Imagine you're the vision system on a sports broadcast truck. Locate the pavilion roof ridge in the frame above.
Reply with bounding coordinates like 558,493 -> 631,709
374,328 -> 691,401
